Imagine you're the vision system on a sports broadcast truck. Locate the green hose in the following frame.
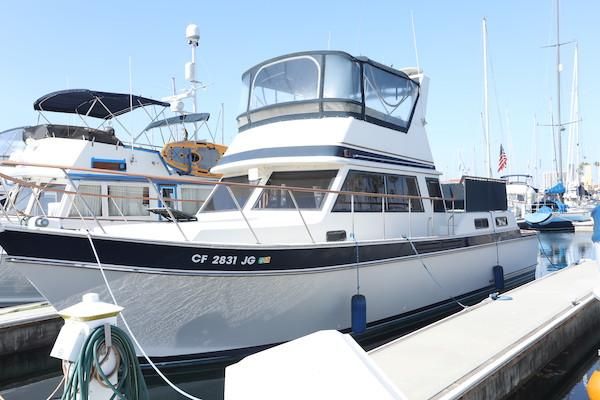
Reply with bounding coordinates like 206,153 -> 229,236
61,325 -> 149,400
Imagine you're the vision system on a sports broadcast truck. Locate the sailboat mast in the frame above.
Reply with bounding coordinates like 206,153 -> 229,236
482,17 -> 492,178
555,0 -> 563,183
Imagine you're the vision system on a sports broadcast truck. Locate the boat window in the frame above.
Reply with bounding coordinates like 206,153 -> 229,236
69,185 -> 102,217
249,56 -> 320,111
108,186 -> 150,216
31,185 -> 65,216
181,187 -> 211,215
426,178 -> 445,212
442,183 -> 465,210
333,171 -> 385,212
363,64 -> 418,130
474,218 -> 489,229
202,176 -> 253,212
323,55 -> 361,101
386,175 -> 424,212
8,186 -> 33,215
495,216 -> 508,226
254,170 -> 337,209
239,73 -> 251,113
0,128 -> 25,160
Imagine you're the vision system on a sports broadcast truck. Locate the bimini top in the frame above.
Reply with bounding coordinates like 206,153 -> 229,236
237,50 -> 420,133
144,112 -> 210,131
34,89 -> 169,120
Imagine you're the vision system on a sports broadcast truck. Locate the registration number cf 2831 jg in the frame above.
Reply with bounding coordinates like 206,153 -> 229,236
191,254 -> 272,266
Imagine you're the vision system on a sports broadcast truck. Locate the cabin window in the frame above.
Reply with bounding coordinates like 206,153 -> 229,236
202,176 -> 253,212
107,186 -> 150,216
426,178 -> 445,212
69,184 -> 102,217
474,218 -> 489,229
334,171 -> 426,213
385,175 -> 423,212
333,171 -> 385,212
31,185 -> 65,216
323,55 -> 362,101
250,56 -> 320,111
495,216 -> 508,227
254,170 -> 336,209
7,186 -> 33,215
363,64 -> 418,130
181,187 -> 210,215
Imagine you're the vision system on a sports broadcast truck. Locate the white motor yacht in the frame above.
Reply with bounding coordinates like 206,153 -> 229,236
0,51 -> 538,364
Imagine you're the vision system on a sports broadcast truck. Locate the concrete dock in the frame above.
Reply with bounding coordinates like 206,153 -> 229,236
225,260 -> 600,399
0,302 -> 60,356
370,259 -> 600,399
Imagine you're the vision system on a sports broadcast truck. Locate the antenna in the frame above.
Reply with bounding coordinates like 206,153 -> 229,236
128,56 -> 133,112
185,24 -> 200,113
410,11 -> 421,79
482,17 -> 492,178
221,102 -> 225,144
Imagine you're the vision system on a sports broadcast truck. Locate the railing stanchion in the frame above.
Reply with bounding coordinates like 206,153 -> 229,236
408,197 -> 412,237
108,196 -> 128,223
63,169 -> 106,234
147,178 -> 188,241
225,185 -> 260,244
0,179 -> 18,223
287,189 -> 315,244
381,196 -> 386,239
351,194 -> 355,240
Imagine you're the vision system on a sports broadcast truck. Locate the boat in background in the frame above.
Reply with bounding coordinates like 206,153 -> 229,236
0,50 -> 538,364
503,174 -> 538,220
522,181 -> 590,232
0,90 -> 222,306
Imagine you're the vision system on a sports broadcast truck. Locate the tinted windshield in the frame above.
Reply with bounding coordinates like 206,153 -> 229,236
201,176 -> 254,212
254,170 -> 337,209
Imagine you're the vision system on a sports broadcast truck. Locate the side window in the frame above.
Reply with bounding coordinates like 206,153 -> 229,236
202,176 -> 253,212
333,171 -> 384,212
181,187 -> 211,215
474,218 -> 489,229
254,170 -> 336,210
426,178 -> 445,212
108,186 -> 150,216
386,175 -> 423,212
495,216 -> 508,227
69,184 -> 102,217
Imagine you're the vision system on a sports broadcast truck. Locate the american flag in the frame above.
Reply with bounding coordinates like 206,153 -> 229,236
497,144 -> 508,172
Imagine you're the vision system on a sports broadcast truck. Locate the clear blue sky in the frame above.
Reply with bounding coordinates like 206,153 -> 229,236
1,0 -> 598,184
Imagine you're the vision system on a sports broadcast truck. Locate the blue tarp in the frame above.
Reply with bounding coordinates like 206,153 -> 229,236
545,182 -> 566,195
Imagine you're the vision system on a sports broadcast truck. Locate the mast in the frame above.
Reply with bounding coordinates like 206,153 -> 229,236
555,0 -> 563,183
482,17 -> 492,178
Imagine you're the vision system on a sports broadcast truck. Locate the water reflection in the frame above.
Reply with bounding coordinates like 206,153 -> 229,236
536,232 -> 594,278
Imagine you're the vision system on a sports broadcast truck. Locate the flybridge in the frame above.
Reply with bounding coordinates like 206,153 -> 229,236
236,50 -> 421,133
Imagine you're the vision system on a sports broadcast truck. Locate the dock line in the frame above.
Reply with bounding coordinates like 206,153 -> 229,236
85,230 -> 205,400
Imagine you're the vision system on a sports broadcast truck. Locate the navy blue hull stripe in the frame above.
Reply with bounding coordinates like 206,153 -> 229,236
0,229 -> 529,273
216,145 -> 436,170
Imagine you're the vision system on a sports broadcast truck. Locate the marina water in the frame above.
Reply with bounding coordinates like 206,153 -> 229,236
1,231 -> 599,400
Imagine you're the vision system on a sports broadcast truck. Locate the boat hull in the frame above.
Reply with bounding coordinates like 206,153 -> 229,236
0,227 -> 538,362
